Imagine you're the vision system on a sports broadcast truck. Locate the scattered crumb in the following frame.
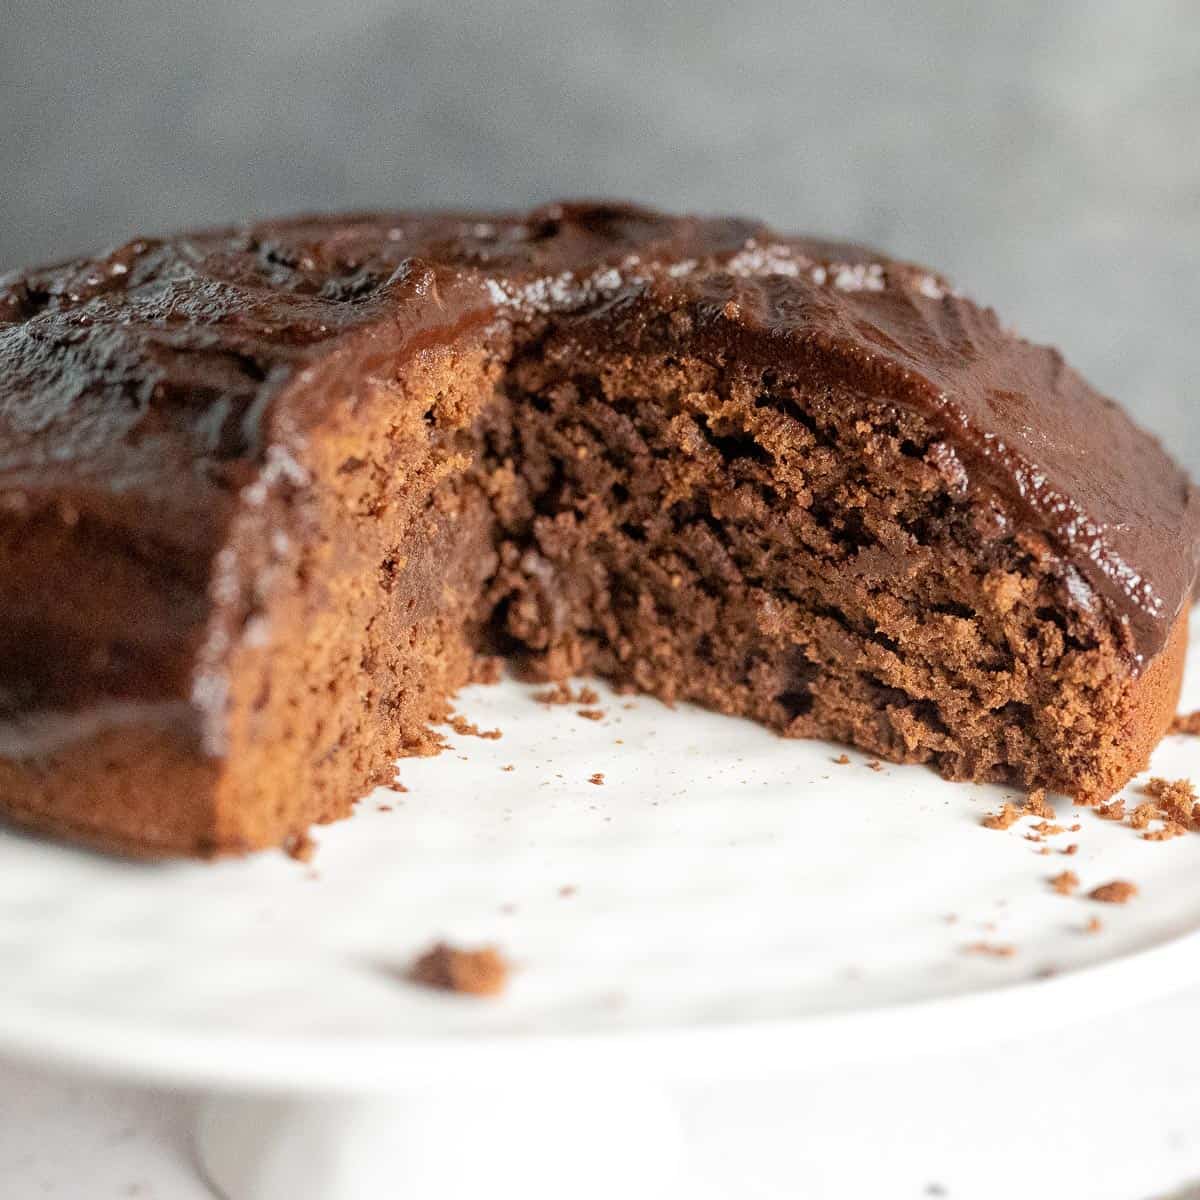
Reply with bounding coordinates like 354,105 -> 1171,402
832,753 -> 851,765
1061,843 -> 1078,856
558,885 -> 577,898
448,714 -> 502,740
588,772 -> 605,786
981,802 -> 1021,830
393,782 -> 409,794
1036,846 -> 1052,856
1031,821 -> 1066,836
1170,710 -> 1200,735
963,941 -> 1015,958
408,942 -> 509,996
284,831 -> 317,864
865,759 -> 883,772
501,763 -> 515,772
1068,823 -> 1081,832
1144,821 -> 1186,842
1049,869 -> 1079,895
1145,776 -> 1198,801
377,803 -> 392,813
1023,788 -> 1054,819
1094,799 -> 1126,821
1084,916 -> 1103,934
1143,777 -> 1199,827
1088,880 -> 1138,905
577,708 -> 605,721
1129,801 -> 1157,830
535,681 -> 601,706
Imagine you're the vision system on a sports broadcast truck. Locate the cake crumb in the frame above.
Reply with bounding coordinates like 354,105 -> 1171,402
1088,880 -> 1138,905
1129,801 -> 1157,830
448,714 -> 502,740
558,884 -> 577,897
1094,799 -> 1126,822
408,942 -> 508,996
377,803 -> 392,813
535,681 -> 599,707
1170,710 -> 1200,735
1143,777 -> 1198,827
1061,843 -> 1078,856
1049,869 -> 1079,895
981,802 -> 1020,830
832,753 -> 851,765
577,708 -> 605,721
1031,821 -> 1065,836
501,764 -> 515,772
1144,821 -> 1186,842
588,772 -> 605,786
1084,916 -> 1103,934
865,759 -> 883,772
1022,788 -> 1054,819
963,941 -> 1015,958
284,832 -> 317,864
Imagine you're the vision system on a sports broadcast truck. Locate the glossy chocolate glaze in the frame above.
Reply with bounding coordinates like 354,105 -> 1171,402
1,200 -> 1196,708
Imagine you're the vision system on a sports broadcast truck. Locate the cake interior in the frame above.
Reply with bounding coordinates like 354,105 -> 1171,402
215,311 -> 1152,850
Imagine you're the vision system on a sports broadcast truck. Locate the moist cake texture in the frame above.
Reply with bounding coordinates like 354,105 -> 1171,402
0,201 -> 1196,856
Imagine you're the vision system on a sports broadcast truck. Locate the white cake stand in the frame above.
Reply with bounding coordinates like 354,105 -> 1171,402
1,615 -> 1198,1199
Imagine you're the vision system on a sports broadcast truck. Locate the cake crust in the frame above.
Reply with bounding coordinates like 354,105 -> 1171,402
1,202 -> 1196,856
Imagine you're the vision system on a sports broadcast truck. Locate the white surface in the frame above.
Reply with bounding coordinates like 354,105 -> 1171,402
2,622 -> 1200,1197
7,999 -> 1200,1200
0,614 -> 1199,1097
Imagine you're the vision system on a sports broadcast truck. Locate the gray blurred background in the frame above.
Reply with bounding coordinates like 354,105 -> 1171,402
2,0 -> 1195,469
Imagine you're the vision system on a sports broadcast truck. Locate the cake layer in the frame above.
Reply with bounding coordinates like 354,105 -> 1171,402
0,202 -> 1196,855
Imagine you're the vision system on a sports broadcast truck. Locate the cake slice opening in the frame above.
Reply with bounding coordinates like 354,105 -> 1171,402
215,306 -> 1165,851
472,318 -> 1139,799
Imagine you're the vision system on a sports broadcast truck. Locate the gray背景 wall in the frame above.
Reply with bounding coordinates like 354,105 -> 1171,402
2,0 -> 1195,468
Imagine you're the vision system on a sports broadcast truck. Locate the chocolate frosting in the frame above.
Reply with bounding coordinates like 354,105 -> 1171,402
1,201 -> 1196,676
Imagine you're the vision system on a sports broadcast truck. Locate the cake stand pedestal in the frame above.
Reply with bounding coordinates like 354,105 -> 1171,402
196,1081 -> 695,1200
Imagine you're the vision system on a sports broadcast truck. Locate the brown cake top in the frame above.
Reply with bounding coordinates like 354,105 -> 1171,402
1,200 -> 1196,666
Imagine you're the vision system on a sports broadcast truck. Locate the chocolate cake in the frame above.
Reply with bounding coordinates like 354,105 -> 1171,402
0,202 -> 1196,856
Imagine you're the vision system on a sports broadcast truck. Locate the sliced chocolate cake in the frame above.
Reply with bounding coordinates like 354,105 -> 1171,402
0,202 -> 1195,856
